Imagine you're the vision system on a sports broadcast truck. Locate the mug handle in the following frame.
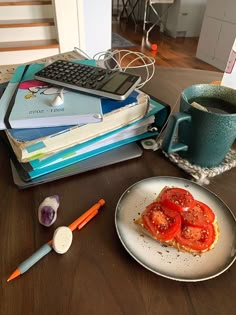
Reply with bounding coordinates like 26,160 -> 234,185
162,112 -> 192,154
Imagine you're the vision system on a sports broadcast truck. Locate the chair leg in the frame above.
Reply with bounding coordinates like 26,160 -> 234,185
143,0 -> 149,32
145,2 -> 173,39
146,3 -> 161,39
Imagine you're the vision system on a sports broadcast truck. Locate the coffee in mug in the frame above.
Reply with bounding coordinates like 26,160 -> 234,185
161,84 -> 236,167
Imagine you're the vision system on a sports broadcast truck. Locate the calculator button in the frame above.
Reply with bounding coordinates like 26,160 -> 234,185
97,75 -> 105,81
34,60 -> 141,100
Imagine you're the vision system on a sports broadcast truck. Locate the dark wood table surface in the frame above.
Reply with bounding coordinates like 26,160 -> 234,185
1,67 -> 236,315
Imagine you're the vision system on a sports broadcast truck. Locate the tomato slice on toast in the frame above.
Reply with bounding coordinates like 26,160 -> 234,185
181,200 -> 215,227
141,202 -> 181,241
159,187 -> 195,213
176,223 -> 215,251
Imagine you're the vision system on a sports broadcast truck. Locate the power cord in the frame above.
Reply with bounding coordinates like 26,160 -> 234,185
74,47 -> 156,89
74,46 -> 179,152
94,49 -> 156,89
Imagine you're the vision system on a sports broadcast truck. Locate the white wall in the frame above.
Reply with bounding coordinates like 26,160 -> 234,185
52,0 -> 80,52
196,0 -> 236,70
52,0 -> 112,58
77,0 -> 112,59
165,0 -> 207,38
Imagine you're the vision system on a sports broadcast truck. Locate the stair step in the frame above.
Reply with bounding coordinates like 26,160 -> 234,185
0,24 -> 56,41
0,18 -> 54,27
0,3 -> 53,20
0,39 -> 59,52
0,1 -> 51,6
0,47 -> 59,65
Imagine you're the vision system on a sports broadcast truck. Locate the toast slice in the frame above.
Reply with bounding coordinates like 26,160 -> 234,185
135,216 -> 220,255
135,187 -> 220,255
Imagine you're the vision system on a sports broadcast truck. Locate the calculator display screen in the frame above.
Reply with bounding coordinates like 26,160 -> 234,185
101,73 -> 128,92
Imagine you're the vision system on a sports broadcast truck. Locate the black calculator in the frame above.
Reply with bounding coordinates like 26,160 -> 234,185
34,60 -> 141,100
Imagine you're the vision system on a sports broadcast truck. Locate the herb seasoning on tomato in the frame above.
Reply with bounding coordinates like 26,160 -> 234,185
176,223 -> 215,251
141,202 -> 181,241
181,200 -> 215,227
159,187 -> 195,213
136,186 -> 219,254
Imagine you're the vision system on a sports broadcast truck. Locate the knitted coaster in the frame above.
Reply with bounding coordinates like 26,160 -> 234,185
162,149 -> 236,185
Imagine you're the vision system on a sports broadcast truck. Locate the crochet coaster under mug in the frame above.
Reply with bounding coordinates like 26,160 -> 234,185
162,148 -> 236,185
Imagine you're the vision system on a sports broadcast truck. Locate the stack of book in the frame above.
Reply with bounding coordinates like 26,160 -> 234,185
0,60 -> 170,188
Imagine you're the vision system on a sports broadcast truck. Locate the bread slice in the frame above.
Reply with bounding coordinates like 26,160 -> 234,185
135,186 -> 220,255
135,216 -> 220,255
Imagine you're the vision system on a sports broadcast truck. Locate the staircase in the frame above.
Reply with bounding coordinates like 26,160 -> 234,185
0,0 -> 60,65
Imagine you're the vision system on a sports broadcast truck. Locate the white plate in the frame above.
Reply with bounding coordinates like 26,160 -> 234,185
115,177 -> 236,282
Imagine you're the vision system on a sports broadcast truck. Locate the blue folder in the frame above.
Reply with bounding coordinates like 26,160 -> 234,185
13,129 -> 159,181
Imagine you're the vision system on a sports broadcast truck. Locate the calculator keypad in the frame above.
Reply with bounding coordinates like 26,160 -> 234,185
36,61 -> 112,89
34,60 -> 141,100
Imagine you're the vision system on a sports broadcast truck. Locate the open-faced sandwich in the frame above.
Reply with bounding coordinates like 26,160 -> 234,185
135,187 -> 220,255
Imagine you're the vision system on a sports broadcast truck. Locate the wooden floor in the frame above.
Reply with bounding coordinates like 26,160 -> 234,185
112,20 -> 220,72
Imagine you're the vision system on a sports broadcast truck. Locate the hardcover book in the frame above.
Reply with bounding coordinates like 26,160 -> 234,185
2,63 -> 103,129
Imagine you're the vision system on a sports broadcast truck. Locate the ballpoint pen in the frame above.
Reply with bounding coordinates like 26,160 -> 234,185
7,199 -> 105,282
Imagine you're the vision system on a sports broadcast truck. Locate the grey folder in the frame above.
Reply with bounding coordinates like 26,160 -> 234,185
11,143 -> 143,188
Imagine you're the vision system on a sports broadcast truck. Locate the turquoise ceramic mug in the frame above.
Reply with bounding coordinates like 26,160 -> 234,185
162,84 -> 236,167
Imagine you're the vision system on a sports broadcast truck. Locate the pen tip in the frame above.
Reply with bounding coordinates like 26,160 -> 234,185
7,269 -> 21,282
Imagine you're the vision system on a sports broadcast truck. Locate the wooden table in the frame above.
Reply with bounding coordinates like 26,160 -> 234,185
1,66 -> 235,315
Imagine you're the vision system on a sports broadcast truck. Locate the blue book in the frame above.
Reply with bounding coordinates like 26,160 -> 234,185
0,67 -> 24,130
1,61 -> 103,129
7,89 -> 140,142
